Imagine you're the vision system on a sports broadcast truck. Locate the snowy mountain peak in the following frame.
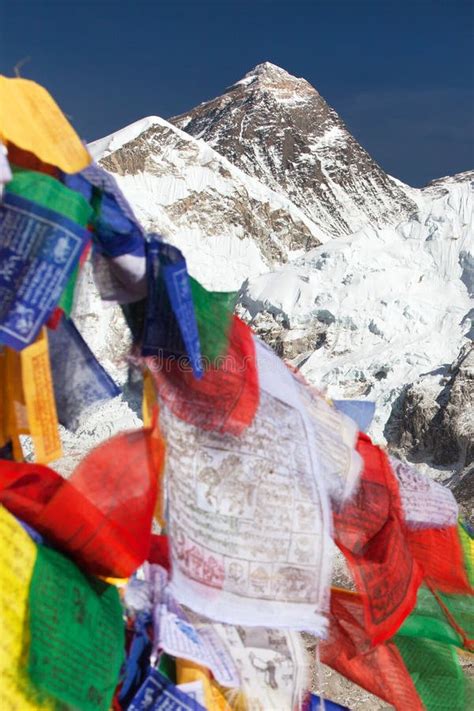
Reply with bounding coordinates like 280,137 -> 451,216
231,62 -> 316,100
171,63 -> 417,238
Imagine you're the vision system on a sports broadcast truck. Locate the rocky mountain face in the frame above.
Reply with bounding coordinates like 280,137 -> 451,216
171,62 -> 417,239
89,115 -> 322,290
385,343 -> 473,519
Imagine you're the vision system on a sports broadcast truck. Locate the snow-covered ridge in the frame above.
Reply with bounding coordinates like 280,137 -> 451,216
89,114 -> 326,289
89,116 -> 165,160
239,174 -> 474,443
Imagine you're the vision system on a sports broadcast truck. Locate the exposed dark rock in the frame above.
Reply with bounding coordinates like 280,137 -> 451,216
171,62 -> 417,239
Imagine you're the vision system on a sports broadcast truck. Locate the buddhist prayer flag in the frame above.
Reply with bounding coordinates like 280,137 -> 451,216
28,544 -> 124,711
189,277 -> 237,365
142,238 -> 203,378
332,399 -> 375,433
128,668 -> 206,710
48,316 -> 120,430
150,315 -> 258,436
0,76 -> 90,173
321,589 -> 424,711
0,426 -> 165,577
389,456 -> 459,530
334,433 -> 423,644
20,328 -> 62,463
162,338 -> 348,634
0,505 -> 59,709
0,189 -> 90,349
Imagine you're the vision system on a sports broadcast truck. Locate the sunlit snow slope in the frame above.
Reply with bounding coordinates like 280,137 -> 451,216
89,115 -> 323,290
239,172 -> 474,443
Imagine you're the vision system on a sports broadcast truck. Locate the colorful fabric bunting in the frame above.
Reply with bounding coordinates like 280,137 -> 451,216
175,660 -> 231,711
0,505 -> 59,709
320,589 -> 424,711
1,73 -> 472,711
0,76 -> 90,173
28,544 -> 124,711
63,161 -> 147,303
398,585 -> 473,650
407,523 -> 473,595
390,456 -> 458,529
189,277 -> 237,364
118,613 -> 153,709
48,316 -> 120,430
211,624 -> 309,711
8,166 -> 92,225
163,338 -> 338,633
20,328 -> 62,463
0,189 -> 90,349
128,668 -> 206,710
142,238 -> 203,378
394,635 -> 473,711
142,563 -> 240,687
149,315 -> 258,436
0,426 -> 165,577
334,433 -> 423,644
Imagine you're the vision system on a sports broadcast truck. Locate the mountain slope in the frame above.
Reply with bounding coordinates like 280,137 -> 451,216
171,62 -> 417,239
89,115 -> 323,289
238,172 -> 473,445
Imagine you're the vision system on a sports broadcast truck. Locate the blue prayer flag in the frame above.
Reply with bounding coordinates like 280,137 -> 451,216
142,238 -> 203,379
0,193 -> 89,350
333,400 -> 375,433
128,668 -> 205,711
48,317 -> 121,430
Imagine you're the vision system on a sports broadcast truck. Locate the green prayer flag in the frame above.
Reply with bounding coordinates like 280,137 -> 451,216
8,166 -> 92,226
395,636 -> 471,711
158,652 -> 177,683
28,545 -> 124,711
398,586 -> 473,649
190,277 -> 237,364
58,265 -> 79,316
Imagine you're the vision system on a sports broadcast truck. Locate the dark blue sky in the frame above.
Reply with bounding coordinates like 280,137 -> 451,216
1,0 -> 473,186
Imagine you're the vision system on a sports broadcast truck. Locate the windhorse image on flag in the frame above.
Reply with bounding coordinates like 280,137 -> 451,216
0,2 -> 473,710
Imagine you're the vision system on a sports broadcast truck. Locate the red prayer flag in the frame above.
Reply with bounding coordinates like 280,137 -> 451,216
0,427 -> 165,577
148,315 -> 258,436
407,525 -> 473,595
148,534 -> 171,572
321,588 -> 424,711
334,433 -> 423,644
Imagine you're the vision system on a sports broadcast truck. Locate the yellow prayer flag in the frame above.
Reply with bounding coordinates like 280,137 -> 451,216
176,658 -> 233,711
0,76 -> 90,174
21,329 -> 62,464
142,369 -> 157,427
4,346 -> 28,460
0,505 -> 58,709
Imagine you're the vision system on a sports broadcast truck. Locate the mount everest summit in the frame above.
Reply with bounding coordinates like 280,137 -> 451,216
82,62 -> 472,503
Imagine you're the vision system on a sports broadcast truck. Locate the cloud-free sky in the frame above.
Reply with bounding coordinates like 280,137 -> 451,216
1,0 -> 473,186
